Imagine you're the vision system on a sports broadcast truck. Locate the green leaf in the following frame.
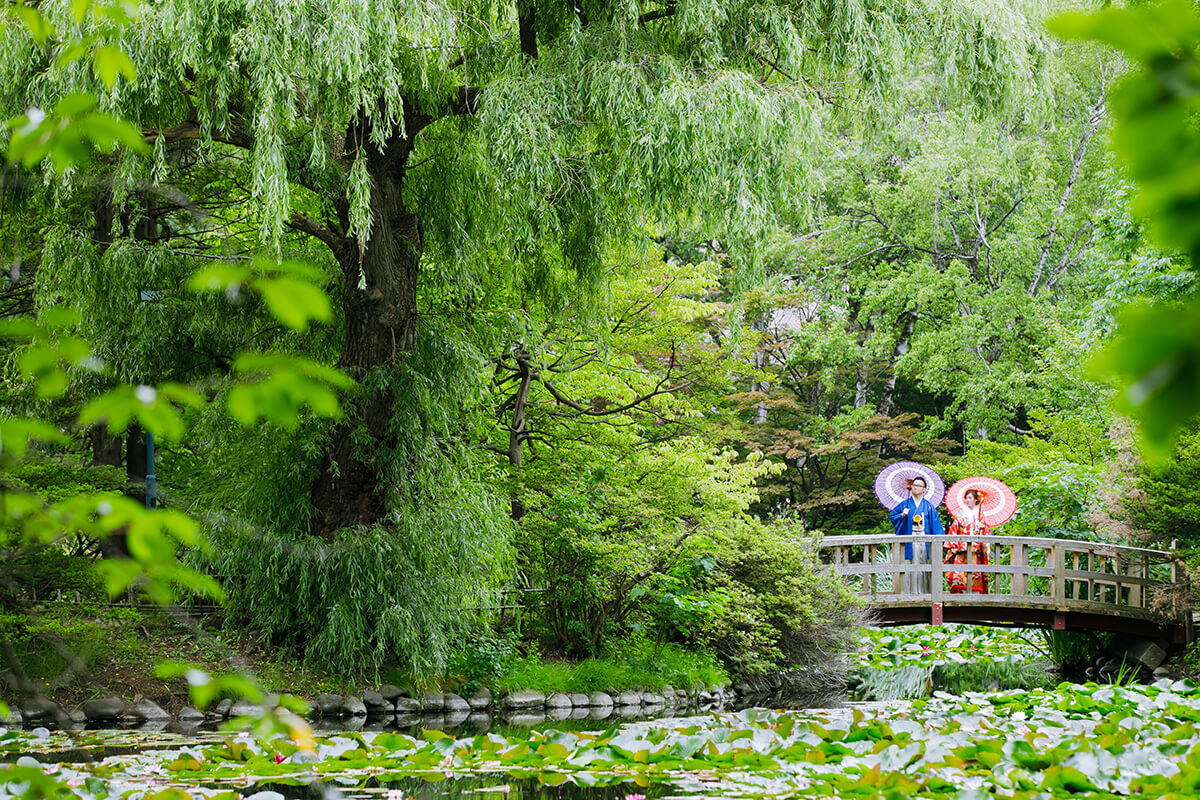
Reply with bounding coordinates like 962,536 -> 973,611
255,275 -> 332,331
1088,299 -> 1200,455
53,39 -> 91,69
79,383 -> 201,441
93,44 -> 136,87
233,353 -> 356,389
70,0 -> 91,24
52,94 -> 96,119
0,418 -> 67,457
19,345 -> 71,398
78,112 -> 148,154
1048,2 -> 1200,60
95,558 -> 142,598
48,129 -> 90,172
0,317 -> 42,339
15,6 -> 56,46
188,264 -> 251,292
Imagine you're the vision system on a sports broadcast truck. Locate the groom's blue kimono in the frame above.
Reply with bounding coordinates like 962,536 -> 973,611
889,497 -> 944,559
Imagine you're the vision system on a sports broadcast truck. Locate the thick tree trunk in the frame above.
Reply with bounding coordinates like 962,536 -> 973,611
309,120 -> 424,539
90,428 -> 122,468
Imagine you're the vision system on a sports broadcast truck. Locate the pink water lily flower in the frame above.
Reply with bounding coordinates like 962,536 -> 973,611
625,794 -> 647,800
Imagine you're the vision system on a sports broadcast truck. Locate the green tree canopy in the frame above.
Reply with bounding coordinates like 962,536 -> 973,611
1,0 -> 1051,534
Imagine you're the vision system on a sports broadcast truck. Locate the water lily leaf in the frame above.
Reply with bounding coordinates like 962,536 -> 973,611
536,742 -> 569,760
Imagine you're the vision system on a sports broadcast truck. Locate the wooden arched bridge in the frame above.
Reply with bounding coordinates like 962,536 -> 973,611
821,534 -> 1193,644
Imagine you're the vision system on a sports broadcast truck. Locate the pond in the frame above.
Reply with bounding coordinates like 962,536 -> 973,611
4,626 -> 1197,799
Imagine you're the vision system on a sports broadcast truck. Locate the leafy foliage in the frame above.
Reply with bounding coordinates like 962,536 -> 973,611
1130,420 -> 1200,548
12,680 -> 1200,798
194,507 -> 508,680
1051,1 -> 1200,452
935,409 -> 1145,542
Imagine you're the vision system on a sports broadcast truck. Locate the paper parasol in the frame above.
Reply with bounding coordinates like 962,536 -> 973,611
945,476 -> 1018,526
874,461 -> 945,509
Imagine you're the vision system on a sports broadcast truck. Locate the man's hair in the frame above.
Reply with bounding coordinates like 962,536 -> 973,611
911,476 -> 927,487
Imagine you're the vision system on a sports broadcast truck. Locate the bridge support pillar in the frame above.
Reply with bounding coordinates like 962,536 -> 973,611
931,602 -> 943,625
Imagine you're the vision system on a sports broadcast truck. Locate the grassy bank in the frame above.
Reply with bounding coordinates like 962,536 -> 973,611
490,646 -> 728,695
2,606 -> 729,712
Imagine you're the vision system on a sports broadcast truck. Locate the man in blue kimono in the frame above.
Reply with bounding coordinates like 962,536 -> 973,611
889,476 -> 943,593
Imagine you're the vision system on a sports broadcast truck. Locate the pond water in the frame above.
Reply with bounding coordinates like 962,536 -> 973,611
5,626 -> 1197,799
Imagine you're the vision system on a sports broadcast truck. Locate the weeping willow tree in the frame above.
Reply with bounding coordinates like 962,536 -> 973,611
1,0 -> 1050,673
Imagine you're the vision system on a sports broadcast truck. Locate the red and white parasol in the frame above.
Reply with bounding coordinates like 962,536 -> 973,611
945,476 -> 1018,526
874,461 -> 944,509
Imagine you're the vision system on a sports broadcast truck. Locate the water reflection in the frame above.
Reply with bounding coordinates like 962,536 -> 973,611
848,658 -> 1057,700
21,701 -> 731,738
253,775 -> 665,800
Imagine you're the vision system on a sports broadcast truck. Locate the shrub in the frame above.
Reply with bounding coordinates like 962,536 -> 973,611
0,604 -> 139,688
447,633 -> 519,695
687,518 -> 865,676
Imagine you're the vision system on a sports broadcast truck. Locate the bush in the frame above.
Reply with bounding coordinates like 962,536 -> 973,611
446,633 -> 519,695
0,604 -> 139,689
1130,423 -> 1200,547
3,548 -> 103,605
687,518 -> 865,676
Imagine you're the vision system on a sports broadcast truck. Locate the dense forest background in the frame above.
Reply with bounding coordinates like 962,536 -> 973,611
3,0 -> 1200,699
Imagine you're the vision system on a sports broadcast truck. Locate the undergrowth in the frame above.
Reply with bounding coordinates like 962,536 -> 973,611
492,638 -> 728,694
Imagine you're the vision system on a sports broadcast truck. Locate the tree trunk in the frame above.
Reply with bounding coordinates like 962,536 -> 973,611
854,365 -> 869,408
877,310 -> 917,417
90,428 -> 122,468
507,352 -> 534,521
309,120 -> 424,539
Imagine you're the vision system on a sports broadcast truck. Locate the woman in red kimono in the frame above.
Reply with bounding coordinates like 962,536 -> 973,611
945,489 -> 989,594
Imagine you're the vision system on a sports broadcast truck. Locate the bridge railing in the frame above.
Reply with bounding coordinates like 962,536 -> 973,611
820,534 -> 1187,624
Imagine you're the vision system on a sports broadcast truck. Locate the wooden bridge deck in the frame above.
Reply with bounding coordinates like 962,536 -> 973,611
820,534 -> 1192,643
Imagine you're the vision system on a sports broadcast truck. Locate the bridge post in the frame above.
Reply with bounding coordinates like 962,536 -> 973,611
931,539 -> 943,602
867,543 -> 877,595
1128,554 -> 1145,608
892,538 -> 903,595
1053,545 -> 1066,606
1011,542 -> 1027,597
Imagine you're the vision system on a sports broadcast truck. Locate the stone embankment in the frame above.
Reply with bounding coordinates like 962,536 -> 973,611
1,683 -> 739,731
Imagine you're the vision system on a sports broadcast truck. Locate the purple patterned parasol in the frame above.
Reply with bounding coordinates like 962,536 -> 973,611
874,461 -> 945,509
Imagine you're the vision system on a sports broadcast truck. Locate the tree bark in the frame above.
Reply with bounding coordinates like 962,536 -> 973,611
507,352 -> 534,521
518,0 -> 538,60
90,428 -> 122,468
309,115 -> 425,538
877,310 -> 917,417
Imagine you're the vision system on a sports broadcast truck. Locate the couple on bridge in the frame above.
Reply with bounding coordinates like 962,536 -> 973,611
878,463 -> 1016,596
